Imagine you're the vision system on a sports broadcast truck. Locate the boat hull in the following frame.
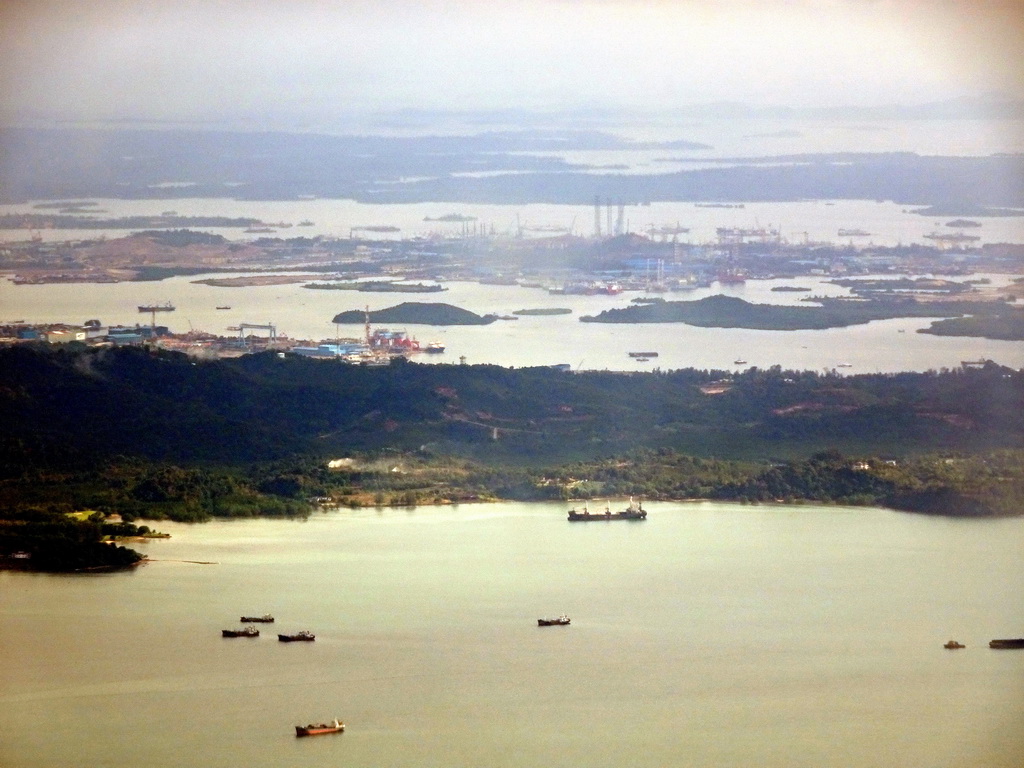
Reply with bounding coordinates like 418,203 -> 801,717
989,638 -> 1024,649
295,722 -> 344,737
568,510 -> 646,521
279,633 -> 315,642
538,618 -> 570,626
222,628 -> 259,638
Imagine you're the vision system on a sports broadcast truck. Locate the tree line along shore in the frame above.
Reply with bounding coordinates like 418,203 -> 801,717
1,344 -> 1021,570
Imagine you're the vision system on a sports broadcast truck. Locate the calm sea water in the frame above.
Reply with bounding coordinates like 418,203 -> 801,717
1,502 -> 1022,768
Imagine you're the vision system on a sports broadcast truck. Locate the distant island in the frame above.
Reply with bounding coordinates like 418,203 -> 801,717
919,312 -> 1024,341
424,213 -> 477,222
579,294 -> 1012,331
513,308 -> 573,316
0,213 -> 263,230
307,281 -> 446,293
332,302 -> 497,325
911,205 -> 1024,217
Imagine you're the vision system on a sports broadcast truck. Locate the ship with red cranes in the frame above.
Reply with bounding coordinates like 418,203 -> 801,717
362,307 -> 445,358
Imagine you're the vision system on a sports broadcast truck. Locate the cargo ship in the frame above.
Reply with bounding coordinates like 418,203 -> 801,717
240,614 -> 274,623
138,302 -> 175,313
568,498 -> 646,521
538,615 -> 571,626
295,719 -> 344,737
279,631 -> 315,642
222,626 -> 259,638
989,638 -> 1024,649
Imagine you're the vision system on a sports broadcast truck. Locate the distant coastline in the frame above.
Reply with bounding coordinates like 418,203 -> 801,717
2,128 -> 1022,214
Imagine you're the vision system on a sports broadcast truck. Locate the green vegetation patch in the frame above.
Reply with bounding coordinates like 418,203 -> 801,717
919,311 -> 1024,341
581,294 -> 1011,330
332,302 -> 497,325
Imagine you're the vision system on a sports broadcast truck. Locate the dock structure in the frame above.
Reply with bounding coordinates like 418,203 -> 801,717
227,322 -> 277,348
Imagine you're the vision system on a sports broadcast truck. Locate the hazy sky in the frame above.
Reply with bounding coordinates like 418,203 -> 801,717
1,0 -> 1022,124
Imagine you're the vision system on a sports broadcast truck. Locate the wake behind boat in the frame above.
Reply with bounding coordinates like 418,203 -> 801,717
568,498 -> 646,521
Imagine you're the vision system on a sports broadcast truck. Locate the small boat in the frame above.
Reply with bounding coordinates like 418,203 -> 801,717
295,718 -> 344,737
240,614 -> 274,623
836,362 -> 853,368
733,359 -> 747,365
628,351 -> 658,358
943,640 -> 965,649
279,631 -> 315,642
216,306 -> 232,310
538,615 -> 571,627
989,638 -> 1024,649
424,342 -> 446,353
222,626 -> 259,638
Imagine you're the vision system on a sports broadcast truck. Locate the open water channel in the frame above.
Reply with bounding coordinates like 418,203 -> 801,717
1,501 -> 1022,767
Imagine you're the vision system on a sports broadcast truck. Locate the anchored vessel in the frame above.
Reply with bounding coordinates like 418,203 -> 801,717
240,614 -> 274,623
222,626 -> 259,638
989,638 -> 1024,649
138,302 -> 175,312
568,498 -> 646,522
943,640 -> 965,649
279,630 -> 315,642
295,719 -> 344,737
538,615 -> 571,626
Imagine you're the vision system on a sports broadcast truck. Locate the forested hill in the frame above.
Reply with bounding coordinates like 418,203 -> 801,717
1,344 -> 1021,471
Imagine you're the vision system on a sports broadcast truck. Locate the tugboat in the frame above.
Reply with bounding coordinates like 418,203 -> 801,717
278,630 -> 315,642
222,626 -> 260,638
240,614 -> 274,623
568,498 -> 646,522
538,615 -> 571,627
943,640 -> 965,649
295,718 -> 344,737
